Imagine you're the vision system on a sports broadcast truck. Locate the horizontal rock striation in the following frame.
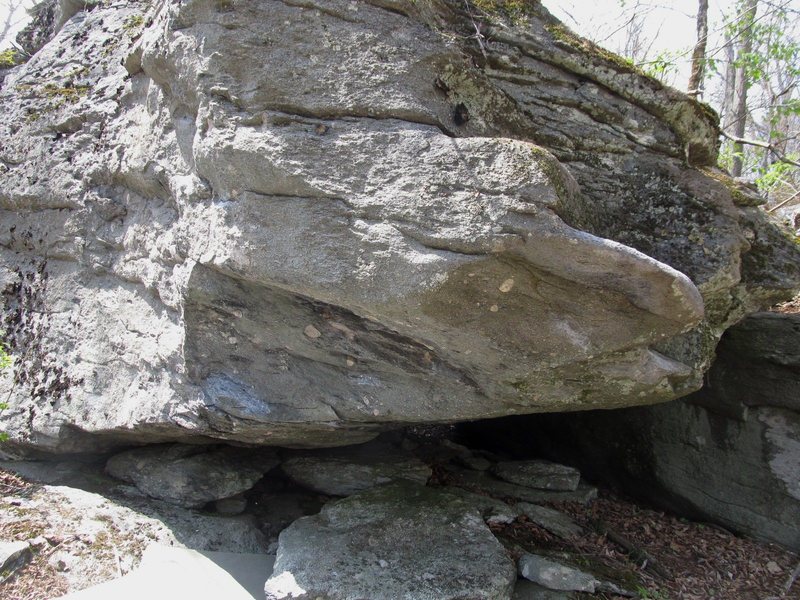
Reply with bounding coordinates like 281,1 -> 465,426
1,0 -> 798,452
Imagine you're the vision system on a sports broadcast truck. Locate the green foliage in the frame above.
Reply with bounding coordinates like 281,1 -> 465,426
639,49 -> 683,83
123,14 -> 145,35
719,144 -> 745,173
756,155 -> 799,192
0,49 -> 22,69
0,343 -> 8,368
0,339 -> 10,371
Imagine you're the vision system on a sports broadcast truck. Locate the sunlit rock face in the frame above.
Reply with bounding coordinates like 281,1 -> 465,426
1,0 -> 798,452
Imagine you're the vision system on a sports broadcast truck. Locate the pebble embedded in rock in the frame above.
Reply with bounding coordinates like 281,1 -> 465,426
499,278 -> 515,293
303,325 -> 321,339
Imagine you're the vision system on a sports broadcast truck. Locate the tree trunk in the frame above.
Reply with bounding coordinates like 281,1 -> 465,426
688,0 -> 709,97
720,29 -> 736,131
730,0 -> 758,177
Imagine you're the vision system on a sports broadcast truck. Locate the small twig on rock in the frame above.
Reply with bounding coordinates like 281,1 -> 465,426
767,189 -> 800,213
592,519 -> 672,580
461,0 -> 488,57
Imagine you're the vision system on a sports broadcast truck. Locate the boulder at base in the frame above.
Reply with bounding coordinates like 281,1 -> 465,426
105,444 -> 279,507
264,481 -> 516,600
280,439 -> 431,496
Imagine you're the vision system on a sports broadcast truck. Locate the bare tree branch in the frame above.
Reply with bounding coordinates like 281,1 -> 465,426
767,188 -> 800,212
721,130 -> 800,168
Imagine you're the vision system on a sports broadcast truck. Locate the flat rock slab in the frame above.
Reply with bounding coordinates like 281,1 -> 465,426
518,554 -> 598,593
438,440 -> 493,471
55,545 -> 275,600
264,481 -> 516,600
281,455 -> 431,496
446,468 -> 597,504
105,444 -> 279,507
493,461 -> 581,491
516,503 -> 583,540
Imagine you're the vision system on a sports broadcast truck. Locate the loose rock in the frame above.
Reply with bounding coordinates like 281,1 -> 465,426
281,455 -> 430,496
517,554 -> 597,593
493,461 -> 581,491
516,503 -> 583,540
512,580 -> 572,599
439,439 -> 493,471
446,468 -> 597,504
105,444 -> 279,508
214,495 -> 248,516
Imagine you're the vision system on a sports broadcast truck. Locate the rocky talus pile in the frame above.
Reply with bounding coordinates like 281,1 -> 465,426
0,436 -> 630,599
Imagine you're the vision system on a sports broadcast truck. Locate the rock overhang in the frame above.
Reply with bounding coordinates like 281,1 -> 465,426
0,0 -> 798,453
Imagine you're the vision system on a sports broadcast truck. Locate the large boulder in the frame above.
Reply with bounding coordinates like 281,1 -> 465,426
264,481 -> 516,600
1,0 -> 798,452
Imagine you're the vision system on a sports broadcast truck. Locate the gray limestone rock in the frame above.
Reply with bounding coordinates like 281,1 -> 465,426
446,468 -> 597,504
105,444 -> 279,508
281,455 -> 431,496
214,495 -> 248,516
493,460 -> 581,491
437,486 -> 519,526
516,503 -> 583,540
517,554 -> 597,593
264,481 -> 516,600
1,0 -> 799,452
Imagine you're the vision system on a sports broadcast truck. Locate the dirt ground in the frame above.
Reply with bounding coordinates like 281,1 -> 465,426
542,491 -> 799,599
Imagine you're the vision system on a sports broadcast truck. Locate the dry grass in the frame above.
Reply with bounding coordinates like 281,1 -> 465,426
773,294 -> 800,314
